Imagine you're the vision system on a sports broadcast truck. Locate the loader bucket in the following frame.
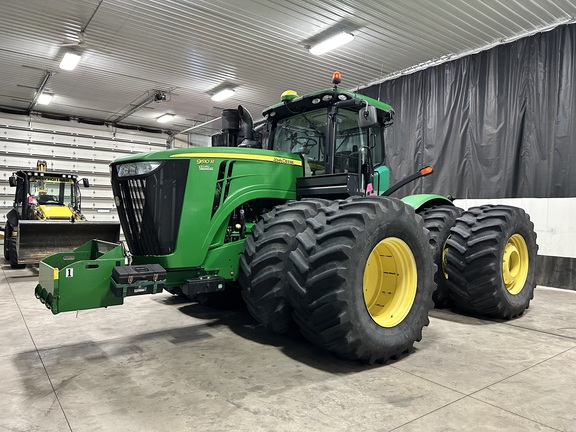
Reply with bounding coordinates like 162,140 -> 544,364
16,220 -> 120,264
34,240 -> 125,314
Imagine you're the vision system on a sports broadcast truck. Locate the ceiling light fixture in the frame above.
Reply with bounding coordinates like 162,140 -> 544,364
59,51 -> 82,70
156,113 -> 175,123
211,87 -> 235,102
37,93 -> 54,105
309,31 -> 354,55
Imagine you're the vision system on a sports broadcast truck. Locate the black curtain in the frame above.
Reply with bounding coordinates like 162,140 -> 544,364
362,23 -> 576,198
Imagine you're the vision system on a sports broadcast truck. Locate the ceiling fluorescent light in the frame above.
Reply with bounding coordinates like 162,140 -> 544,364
211,88 -> 235,102
37,93 -> 53,105
156,113 -> 175,123
59,52 -> 82,70
309,32 -> 354,55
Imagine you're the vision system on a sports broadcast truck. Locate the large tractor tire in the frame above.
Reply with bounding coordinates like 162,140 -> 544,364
9,237 -> 25,269
238,199 -> 331,335
445,205 -> 538,319
287,196 -> 436,364
419,205 -> 463,308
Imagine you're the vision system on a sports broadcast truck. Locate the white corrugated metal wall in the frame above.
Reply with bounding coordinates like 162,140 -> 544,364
1,114 -> 169,225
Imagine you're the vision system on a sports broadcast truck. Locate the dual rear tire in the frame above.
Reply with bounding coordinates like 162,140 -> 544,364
445,205 -> 537,319
419,205 -> 463,308
419,204 -> 537,318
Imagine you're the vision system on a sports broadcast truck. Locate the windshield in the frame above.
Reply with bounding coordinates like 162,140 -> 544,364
273,109 -> 326,166
273,107 -> 385,176
28,176 -> 77,207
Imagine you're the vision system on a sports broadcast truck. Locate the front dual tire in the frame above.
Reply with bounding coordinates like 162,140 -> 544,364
238,199 -> 331,335
240,196 -> 436,364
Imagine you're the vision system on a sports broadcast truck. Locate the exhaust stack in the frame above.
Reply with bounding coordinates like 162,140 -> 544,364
237,105 -> 259,148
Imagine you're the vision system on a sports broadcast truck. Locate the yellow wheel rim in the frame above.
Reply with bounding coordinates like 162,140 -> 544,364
363,237 -> 417,328
442,245 -> 449,279
502,234 -> 529,295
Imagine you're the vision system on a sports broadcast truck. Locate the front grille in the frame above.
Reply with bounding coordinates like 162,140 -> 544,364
112,160 -> 189,256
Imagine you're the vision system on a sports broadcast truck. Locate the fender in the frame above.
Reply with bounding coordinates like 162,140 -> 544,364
401,194 -> 454,211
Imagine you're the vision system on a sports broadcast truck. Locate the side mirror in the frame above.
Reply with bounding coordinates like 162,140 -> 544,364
358,105 -> 378,128
9,175 -> 17,187
82,178 -> 90,188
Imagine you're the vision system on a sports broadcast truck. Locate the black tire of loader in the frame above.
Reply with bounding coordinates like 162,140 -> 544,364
419,205 -> 463,309
445,205 -> 538,319
287,196 -> 436,364
238,199 -> 331,335
3,224 -> 10,261
9,237 -> 25,269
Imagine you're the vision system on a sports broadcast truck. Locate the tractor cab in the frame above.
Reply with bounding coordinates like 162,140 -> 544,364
262,72 -> 394,198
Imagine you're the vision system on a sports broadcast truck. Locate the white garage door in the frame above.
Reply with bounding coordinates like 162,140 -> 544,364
1,113 -> 170,224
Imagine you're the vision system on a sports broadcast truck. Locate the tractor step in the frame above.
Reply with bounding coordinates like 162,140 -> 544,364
181,276 -> 226,297
296,172 -> 360,200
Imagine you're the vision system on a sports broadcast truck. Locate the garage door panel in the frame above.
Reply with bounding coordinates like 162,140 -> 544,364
0,115 -> 170,223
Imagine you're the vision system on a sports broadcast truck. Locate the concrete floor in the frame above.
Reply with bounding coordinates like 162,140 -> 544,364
2,263 -> 576,432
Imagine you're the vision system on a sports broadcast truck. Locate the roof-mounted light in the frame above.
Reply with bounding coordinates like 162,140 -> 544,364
332,71 -> 342,84
309,33 -> 354,55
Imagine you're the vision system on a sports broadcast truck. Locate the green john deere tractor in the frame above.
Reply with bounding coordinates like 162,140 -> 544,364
34,73 -> 537,363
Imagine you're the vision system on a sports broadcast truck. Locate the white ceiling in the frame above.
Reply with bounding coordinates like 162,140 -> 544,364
1,0 -> 575,135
